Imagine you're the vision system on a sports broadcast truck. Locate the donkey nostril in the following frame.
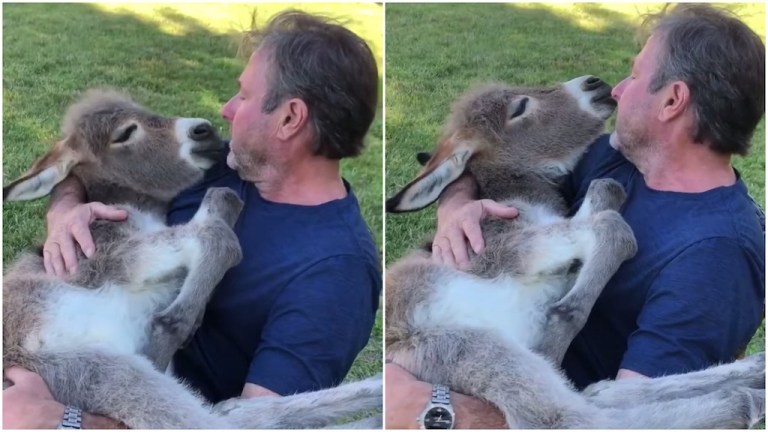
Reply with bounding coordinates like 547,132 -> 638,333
583,76 -> 603,91
190,123 -> 213,140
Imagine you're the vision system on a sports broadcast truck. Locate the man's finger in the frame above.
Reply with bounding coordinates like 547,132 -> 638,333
47,243 -> 66,278
447,229 -> 470,269
43,249 -> 54,276
88,202 -> 128,223
439,237 -> 457,268
463,219 -> 486,255
431,242 -> 444,265
71,222 -> 96,259
481,200 -> 519,219
58,234 -> 79,275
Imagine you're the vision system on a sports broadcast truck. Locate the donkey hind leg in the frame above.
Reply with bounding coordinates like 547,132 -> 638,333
213,374 -> 382,429
36,350 -> 229,429
533,209 -> 637,364
598,387 -> 765,429
584,351 -> 765,407
402,328 -> 601,429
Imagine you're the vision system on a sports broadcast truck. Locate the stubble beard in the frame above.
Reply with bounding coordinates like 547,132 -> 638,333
614,113 -> 656,169
227,142 -> 272,183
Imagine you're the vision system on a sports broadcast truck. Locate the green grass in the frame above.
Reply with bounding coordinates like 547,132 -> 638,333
2,3 -> 382,384
385,3 -> 764,355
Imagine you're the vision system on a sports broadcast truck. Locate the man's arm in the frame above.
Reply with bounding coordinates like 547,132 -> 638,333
3,367 -> 127,429
242,383 -> 279,398
43,175 -> 127,276
385,363 -> 507,429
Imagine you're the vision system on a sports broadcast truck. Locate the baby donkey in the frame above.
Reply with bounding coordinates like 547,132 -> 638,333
3,90 -> 380,429
386,76 -> 764,428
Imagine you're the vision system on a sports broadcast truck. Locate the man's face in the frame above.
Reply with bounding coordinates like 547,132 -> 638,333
610,35 -> 666,162
221,49 -> 281,182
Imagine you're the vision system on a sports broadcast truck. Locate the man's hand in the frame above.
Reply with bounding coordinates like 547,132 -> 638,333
385,363 -> 432,429
3,367 -> 64,429
44,202 -> 127,276
385,363 -> 508,429
433,198 -> 519,269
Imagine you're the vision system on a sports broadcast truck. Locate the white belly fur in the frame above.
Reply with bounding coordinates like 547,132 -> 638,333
26,284 -> 176,355
412,273 -> 564,348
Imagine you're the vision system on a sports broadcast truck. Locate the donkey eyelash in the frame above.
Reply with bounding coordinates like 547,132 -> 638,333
510,97 -> 529,119
113,124 -> 138,144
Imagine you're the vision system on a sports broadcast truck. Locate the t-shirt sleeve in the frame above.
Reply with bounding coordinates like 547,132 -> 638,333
246,255 -> 380,395
620,237 -> 764,377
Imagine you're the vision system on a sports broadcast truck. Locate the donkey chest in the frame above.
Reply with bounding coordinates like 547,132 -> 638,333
413,274 -> 564,348
28,285 -> 175,355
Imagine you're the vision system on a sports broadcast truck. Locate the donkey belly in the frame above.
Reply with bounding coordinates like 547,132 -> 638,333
26,284 -> 174,356
412,273 -> 561,348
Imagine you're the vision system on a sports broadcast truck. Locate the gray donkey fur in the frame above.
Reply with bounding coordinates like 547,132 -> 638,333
3,89 -> 381,429
386,76 -> 765,428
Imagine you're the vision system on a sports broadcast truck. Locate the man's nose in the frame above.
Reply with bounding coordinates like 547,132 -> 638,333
221,98 -> 235,123
611,79 -> 626,101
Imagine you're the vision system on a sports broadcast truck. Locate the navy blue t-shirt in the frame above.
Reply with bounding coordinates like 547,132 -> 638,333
166,160 -> 381,402
560,134 -> 764,389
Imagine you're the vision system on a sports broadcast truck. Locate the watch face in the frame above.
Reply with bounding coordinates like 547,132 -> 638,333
424,406 -> 453,429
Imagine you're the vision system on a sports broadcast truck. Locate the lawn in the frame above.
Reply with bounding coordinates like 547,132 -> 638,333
2,3 -> 382,384
385,2 -> 765,358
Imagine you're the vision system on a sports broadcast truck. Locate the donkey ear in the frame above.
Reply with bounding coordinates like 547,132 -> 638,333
4,143 -> 81,202
387,139 -> 478,213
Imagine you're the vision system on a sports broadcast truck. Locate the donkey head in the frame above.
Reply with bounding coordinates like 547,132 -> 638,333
387,75 -> 616,212
4,89 -> 225,203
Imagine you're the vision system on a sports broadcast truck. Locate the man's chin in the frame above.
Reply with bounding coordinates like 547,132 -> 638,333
609,131 -> 621,150
226,151 -> 237,170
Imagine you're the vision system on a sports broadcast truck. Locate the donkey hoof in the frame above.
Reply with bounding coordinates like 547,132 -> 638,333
201,187 -> 244,227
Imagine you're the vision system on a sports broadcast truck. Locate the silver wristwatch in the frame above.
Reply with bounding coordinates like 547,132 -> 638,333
418,384 -> 455,429
57,405 -> 83,429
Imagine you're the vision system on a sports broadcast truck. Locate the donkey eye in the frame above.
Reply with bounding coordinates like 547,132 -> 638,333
510,97 -> 529,119
113,124 -> 137,144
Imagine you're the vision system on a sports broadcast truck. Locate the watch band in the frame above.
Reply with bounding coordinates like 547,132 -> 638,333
418,383 -> 455,429
432,383 -> 451,405
57,405 -> 83,429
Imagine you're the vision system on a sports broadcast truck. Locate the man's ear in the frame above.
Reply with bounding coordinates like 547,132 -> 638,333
276,98 -> 309,141
659,81 -> 690,122
386,135 -> 479,213
4,141 -> 82,202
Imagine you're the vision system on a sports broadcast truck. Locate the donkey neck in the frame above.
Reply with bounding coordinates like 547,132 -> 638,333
78,176 -> 170,217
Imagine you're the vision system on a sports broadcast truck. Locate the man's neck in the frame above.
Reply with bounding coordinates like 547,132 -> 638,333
256,159 -> 347,205
636,136 -> 736,193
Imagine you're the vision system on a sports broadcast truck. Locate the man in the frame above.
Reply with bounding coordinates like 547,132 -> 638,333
386,4 -> 764,428
4,10 -> 381,429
